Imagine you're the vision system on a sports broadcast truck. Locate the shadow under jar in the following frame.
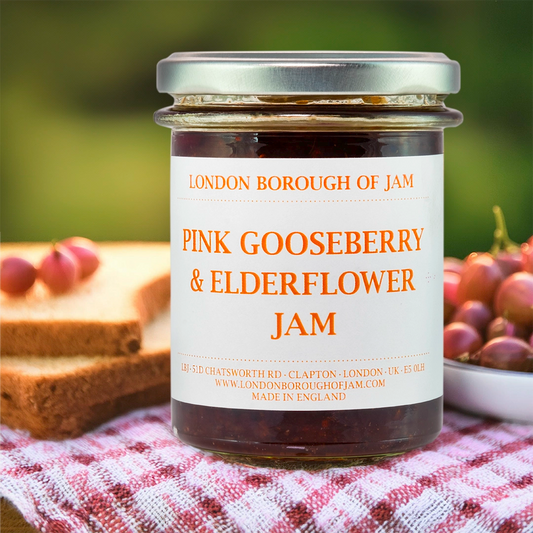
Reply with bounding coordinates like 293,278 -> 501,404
155,52 -> 463,466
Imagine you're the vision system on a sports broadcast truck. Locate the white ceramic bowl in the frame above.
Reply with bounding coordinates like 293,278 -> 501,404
443,359 -> 533,424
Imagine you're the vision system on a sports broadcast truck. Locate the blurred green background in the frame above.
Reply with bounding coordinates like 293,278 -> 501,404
2,1 -> 532,257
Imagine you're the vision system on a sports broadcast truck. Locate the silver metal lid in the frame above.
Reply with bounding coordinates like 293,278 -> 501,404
157,51 -> 460,96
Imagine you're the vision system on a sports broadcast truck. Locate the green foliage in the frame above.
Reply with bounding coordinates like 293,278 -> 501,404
2,1 -> 532,256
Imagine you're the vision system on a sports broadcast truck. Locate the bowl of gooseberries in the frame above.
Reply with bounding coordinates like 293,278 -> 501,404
443,207 -> 533,423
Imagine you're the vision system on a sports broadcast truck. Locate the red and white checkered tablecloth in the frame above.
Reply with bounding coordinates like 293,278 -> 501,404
1,406 -> 533,533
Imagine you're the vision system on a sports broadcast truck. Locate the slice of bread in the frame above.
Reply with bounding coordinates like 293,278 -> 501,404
1,242 -> 170,355
1,309 -> 171,439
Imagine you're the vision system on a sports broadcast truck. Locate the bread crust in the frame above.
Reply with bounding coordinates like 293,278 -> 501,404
1,308 -> 171,439
1,348 -> 170,416
1,381 -> 170,439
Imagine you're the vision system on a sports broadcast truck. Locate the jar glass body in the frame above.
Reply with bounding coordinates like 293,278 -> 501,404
156,96 -> 462,465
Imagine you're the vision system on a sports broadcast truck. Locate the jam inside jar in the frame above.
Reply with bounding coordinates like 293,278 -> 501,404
155,52 -> 462,465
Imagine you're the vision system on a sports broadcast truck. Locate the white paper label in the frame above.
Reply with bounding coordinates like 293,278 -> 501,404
171,155 -> 443,411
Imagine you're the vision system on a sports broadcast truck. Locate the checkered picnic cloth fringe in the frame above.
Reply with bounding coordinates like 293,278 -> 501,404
1,406 -> 533,533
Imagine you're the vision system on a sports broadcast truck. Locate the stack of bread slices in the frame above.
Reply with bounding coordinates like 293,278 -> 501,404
1,242 -> 171,439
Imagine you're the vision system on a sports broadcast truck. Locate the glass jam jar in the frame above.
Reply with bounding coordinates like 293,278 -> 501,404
155,52 -> 462,465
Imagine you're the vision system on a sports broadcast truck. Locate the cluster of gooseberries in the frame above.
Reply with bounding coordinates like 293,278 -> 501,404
0,237 -> 100,296
444,207 -> 533,373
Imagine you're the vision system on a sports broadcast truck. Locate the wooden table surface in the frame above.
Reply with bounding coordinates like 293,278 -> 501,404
1,499 -> 39,533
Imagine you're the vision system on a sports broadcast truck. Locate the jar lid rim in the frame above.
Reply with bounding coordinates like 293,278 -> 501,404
157,51 -> 460,96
